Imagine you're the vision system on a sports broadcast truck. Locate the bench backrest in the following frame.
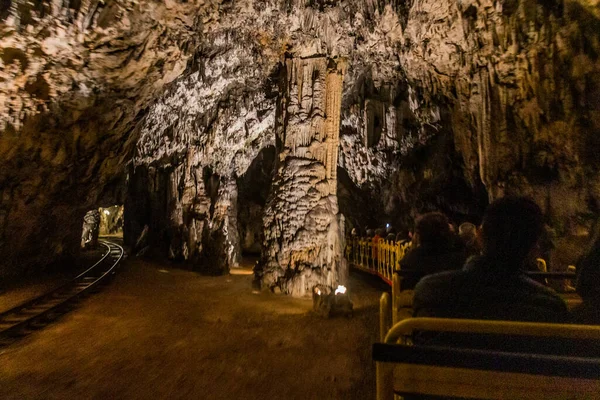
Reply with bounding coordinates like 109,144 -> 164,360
375,317 -> 600,400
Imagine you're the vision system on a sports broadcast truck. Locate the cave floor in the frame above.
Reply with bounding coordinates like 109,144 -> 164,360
0,258 -> 384,400
0,248 -> 107,312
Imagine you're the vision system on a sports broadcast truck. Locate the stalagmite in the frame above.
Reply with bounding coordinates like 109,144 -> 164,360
258,57 -> 347,297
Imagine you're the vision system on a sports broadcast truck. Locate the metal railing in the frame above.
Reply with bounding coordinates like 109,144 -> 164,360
374,316 -> 600,400
347,236 -> 559,287
345,237 -> 411,284
0,239 -> 124,342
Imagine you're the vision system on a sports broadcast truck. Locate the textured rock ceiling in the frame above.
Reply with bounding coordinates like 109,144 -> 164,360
1,0 -> 599,281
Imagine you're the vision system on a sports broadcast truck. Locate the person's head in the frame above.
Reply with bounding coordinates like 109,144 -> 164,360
577,257 -> 600,302
395,230 -> 407,242
459,222 -> 477,245
414,212 -> 452,248
576,218 -> 600,302
396,228 -> 409,239
481,196 -> 544,268
375,229 -> 384,237
448,223 -> 456,233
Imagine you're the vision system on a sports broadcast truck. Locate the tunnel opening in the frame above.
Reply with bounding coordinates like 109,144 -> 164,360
99,205 -> 124,236
81,205 -> 124,250
236,146 -> 276,267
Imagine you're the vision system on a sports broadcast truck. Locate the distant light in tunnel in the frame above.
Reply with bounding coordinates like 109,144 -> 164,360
334,285 -> 347,295
103,209 -> 110,215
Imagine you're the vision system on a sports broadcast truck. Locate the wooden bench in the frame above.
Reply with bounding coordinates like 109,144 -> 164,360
374,317 -> 600,400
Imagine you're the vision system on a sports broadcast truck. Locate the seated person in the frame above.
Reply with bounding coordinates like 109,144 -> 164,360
572,220 -> 600,325
413,197 -> 570,355
458,222 -> 481,257
386,231 -> 396,242
414,197 -> 567,323
400,212 -> 467,290
371,229 -> 383,261
396,228 -> 412,245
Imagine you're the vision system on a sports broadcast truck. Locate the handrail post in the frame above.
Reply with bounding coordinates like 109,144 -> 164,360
359,239 -> 362,267
377,292 -> 394,400
378,239 -> 382,275
386,241 -> 391,280
384,241 -> 387,279
380,292 -> 391,341
392,273 -> 401,324
359,239 -> 363,267
376,360 -> 393,400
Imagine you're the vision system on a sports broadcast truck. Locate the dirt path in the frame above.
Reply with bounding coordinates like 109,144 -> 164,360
0,258 -> 385,399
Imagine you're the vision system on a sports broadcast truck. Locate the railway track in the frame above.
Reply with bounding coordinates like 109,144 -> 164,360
0,239 -> 124,342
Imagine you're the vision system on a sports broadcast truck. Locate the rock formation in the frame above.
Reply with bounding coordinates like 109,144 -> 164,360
99,205 -> 124,235
1,0 -> 599,293
259,57 -> 347,296
81,209 -> 100,249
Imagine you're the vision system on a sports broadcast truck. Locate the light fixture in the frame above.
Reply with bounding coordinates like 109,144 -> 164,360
313,285 -> 353,317
334,285 -> 347,295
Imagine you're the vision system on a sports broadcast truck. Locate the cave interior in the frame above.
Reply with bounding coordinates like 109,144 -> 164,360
0,0 -> 599,295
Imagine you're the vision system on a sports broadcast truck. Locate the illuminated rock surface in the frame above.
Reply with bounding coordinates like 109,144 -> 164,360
81,210 -> 100,249
1,0 -> 599,289
259,57 -> 347,295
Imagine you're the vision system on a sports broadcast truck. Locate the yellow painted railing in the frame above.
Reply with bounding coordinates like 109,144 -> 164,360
375,316 -> 600,400
346,237 -> 411,284
347,236 -> 552,287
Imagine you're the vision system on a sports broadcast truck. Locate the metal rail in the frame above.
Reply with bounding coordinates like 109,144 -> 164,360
384,317 -> 600,344
346,237 -> 577,287
0,239 -> 124,339
345,237 -> 411,285
375,317 -> 600,400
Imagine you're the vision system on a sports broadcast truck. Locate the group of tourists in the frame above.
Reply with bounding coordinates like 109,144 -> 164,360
400,197 -> 599,326
353,196 -> 599,326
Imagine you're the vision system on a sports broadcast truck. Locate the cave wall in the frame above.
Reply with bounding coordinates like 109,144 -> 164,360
400,0 -> 600,231
128,52 -> 278,272
2,0 -> 599,284
0,0 -> 198,276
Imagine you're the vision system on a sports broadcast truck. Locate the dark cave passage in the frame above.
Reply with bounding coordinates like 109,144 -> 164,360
236,146 -> 275,257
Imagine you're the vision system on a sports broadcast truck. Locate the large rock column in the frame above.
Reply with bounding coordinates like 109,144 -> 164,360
259,57 -> 347,297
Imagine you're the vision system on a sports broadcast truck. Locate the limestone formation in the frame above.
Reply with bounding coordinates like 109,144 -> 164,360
81,209 -> 100,249
259,57 -> 347,296
0,0 -> 599,288
99,206 -> 124,235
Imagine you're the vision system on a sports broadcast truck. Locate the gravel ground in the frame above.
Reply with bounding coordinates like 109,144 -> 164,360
0,257 -> 385,400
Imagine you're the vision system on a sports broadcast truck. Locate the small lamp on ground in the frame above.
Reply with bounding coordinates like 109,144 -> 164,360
312,284 -> 353,318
